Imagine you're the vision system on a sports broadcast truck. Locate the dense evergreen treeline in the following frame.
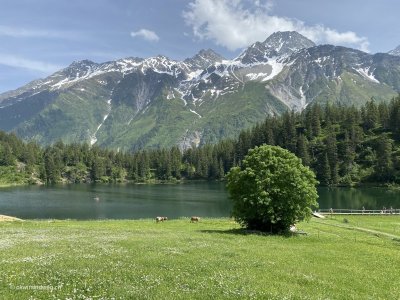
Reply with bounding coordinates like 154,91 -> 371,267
1,95 -> 400,186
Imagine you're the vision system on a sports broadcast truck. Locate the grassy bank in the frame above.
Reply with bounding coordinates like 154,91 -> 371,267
0,166 -> 31,187
1,217 -> 400,299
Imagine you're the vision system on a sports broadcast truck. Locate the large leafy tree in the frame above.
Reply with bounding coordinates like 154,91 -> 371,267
226,145 -> 318,233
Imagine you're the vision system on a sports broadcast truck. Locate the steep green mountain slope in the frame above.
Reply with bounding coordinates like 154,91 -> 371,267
15,76 -> 121,145
97,81 -> 286,151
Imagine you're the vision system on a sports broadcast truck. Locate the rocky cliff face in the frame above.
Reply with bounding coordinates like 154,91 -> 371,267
1,31 -> 400,150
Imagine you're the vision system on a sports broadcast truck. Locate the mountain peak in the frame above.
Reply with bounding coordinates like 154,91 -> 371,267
57,59 -> 98,80
69,59 -> 97,68
197,48 -> 224,59
263,31 -> 315,56
236,31 -> 315,64
389,45 -> 400,56
264,31 -> 314,42
184,49 -> 225,70
154,54 -> 171,60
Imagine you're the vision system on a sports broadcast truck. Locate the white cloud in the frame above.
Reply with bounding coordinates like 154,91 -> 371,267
183,0 -> 369,52
130,29 -> 160,42
0,53 -> 62,73
0,25 -> 83,40
0,25 -> 59,38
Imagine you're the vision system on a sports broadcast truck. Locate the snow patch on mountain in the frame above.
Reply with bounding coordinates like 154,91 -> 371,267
262,58 -> 284,81
166,93 -> 174,100
299,87 -> 307,110
186,69 -> 203,81
209,89 -> 221,98
314,56 -> 331,65
90,98 -> 112,145
354,67 -> 379,83
189,109 -> 202,118
246,73 -> 269,80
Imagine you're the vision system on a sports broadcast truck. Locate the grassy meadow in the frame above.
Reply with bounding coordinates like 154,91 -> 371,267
1,216 -> 400,299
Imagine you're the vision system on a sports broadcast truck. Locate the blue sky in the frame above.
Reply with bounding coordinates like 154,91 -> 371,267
0,0 -> 399,93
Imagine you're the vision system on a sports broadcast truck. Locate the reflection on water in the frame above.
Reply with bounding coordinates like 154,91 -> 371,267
0,183 -> 399,219
317,187 -> 400,210
0,182 -> 232,220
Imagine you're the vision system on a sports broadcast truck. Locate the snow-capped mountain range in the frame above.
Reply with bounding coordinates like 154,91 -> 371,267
1,31 -> 400,150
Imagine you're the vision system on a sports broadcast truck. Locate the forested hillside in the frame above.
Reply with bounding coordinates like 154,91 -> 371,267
1,95 -> 400,187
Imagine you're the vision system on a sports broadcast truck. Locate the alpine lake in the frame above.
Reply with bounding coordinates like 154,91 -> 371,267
1,182 -> 400,220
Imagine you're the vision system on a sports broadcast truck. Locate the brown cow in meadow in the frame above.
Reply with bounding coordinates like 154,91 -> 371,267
190,216 -> 200,222
156,216 -> 168,223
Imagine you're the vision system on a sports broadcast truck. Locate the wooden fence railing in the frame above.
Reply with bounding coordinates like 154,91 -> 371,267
317,208 -> 400,215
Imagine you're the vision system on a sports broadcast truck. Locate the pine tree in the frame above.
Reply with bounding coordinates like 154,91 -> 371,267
137,151 -> 150,180
0,144 -> 15,166
209,155 -> 220,179
195,148 -> 208,178
362,99 -> 379,131
90,156 -> 105,181
170,146 -> 182,179
326,129 -> 339,185
236,130 -> 252,163
320,153 -> 331,185
374,135 -> 393,181
218,158 -> 225,179
304,108 -> 314,139
44,152 -> 60,183
378,102 -> 389,130
251,124 -> 265,147
282,111 -> 297,153
389,96 -> 400,140
311,104 -> 321,137
340,131 -> 356,177
263,119 -> 275,145
129,159 -> 139,181
296,134 -> 310,166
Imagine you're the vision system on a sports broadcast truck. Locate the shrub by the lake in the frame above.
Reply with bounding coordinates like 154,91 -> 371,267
227,145 -> 318,233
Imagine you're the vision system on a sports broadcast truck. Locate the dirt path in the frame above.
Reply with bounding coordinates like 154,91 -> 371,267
314,219 -> 400,240
0,215 -> 23,222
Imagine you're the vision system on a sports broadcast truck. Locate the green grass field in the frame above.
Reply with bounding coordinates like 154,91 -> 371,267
1,216 -> 399,299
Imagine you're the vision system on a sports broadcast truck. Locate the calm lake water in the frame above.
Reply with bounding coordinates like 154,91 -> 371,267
0,182 -> 399,219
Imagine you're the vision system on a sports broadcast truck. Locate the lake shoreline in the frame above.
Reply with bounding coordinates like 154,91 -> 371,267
0,178 -> 226,189
1,178 -> 397,189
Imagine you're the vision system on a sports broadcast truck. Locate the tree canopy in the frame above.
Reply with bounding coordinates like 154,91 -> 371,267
226,145 -> 318,233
